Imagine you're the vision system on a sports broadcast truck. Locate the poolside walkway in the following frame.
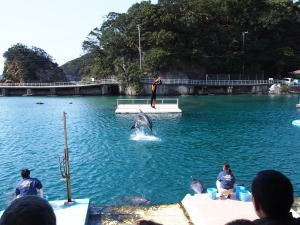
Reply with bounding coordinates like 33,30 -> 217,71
181,193 -> 300,225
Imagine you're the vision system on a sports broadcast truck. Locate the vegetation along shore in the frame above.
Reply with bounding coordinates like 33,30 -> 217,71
1,0 -> 299,96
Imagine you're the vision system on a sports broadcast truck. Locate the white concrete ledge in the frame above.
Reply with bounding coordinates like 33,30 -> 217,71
50,198 -> 90,225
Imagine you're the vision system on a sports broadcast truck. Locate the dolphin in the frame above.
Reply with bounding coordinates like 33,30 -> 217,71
118,196 -> 151,206
131,110 -> 153,131
190,178 -> 205,194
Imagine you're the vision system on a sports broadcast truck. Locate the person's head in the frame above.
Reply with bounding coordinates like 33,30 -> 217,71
0,196 -> 56,225
21,169 -> 30,179
222,163 -> 232,174
251,170 -> 294,219
135,220 -> 162,225
225,219 -> 256,225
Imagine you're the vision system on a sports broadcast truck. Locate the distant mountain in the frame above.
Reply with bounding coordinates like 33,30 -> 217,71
60,54 -> 89,81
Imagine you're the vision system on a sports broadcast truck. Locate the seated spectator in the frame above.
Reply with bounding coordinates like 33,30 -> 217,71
225,219 -> 256,225
0,195 -> 56,225
251,170 -> 300,225
135,220 -> 162,225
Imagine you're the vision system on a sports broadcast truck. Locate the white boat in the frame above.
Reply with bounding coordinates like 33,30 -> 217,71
268,84 -> 281,94
115,98 -> 182,114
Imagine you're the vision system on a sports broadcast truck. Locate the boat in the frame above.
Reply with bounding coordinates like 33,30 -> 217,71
115,98 -> 182,114
268,84 -> 281,94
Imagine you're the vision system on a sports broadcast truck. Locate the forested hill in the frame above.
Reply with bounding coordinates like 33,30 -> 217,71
2,44 -> 66,83
2,0 -> 300,85
77,0 -> 300,86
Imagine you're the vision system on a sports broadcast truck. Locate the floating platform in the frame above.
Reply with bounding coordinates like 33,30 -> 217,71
115,98 -> 182,114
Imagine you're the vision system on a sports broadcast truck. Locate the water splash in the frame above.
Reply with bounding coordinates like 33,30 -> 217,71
130,128 -> 160,141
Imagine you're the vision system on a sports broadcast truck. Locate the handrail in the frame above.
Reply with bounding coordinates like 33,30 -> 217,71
117,98 -> 179,106
140,78 -> 274,86
0,78 -> 274,87
0,79 -> 118,87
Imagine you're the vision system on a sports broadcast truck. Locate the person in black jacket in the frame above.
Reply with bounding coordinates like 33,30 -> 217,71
150,77 -> 162,108
251,170 -> 300,225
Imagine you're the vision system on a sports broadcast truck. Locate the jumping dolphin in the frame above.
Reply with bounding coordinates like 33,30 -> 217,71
131,110 -> 153,131
190,177 -> 205,194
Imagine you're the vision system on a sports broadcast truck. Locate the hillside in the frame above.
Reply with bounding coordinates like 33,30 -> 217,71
60,54 -> 91,81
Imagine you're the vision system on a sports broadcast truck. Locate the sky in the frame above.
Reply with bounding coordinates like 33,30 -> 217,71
0,0 -> 158,74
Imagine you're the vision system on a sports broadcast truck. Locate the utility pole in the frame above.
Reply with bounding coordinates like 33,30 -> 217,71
137,24 -> 142,70
242,31 -> 248,77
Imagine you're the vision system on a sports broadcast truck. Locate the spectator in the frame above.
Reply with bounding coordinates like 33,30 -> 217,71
225,219 -> 256,225
135,220 -> 162,225
0,195 -> 56,225
251,170 -> 300,225
16,169 -> 43,198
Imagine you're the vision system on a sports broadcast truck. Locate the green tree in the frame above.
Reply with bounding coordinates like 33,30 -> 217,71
3,43 -> 66,82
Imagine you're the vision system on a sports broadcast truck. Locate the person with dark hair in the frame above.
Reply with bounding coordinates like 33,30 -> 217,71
0,195 -> 56,225
135,220 -> 163,225
150,76 -> 162,108
225,219 -> 256,225
15,169 -> 43,198
216,162 -> 236,198
251,170 -> 300,225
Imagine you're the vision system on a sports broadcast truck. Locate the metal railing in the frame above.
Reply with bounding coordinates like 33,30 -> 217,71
117,98 -> 179,106
0,79 -> 118,87
0,78 -> 274,88
140,78 -> 274,86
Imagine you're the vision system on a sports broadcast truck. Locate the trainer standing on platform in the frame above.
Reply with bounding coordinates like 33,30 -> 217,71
150,76 -> 162,108
15,169 -> 44,198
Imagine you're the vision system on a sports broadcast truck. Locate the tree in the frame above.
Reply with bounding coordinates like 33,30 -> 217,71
3,43 -> 66,82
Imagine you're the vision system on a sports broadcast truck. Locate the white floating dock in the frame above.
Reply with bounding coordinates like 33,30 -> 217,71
115,98 -> 182,114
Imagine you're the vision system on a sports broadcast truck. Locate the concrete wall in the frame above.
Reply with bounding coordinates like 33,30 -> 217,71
0,85 -> 119,96
0,84 -> 270,96
142,84 -> 270,95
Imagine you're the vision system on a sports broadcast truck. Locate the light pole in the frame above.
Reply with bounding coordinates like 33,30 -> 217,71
137,24 -> 142,70
242,31 -> 248,77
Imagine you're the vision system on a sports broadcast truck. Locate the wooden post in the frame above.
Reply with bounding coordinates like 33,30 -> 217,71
63,112 -> 72,203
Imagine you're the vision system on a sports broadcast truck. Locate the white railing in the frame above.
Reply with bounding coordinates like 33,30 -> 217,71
0,79 -> 118,87
117,98 -> 179,106
0,78 -> 274,88
140,78 -> 274,86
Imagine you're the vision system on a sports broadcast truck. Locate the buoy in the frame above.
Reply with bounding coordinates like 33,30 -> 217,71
292,120 -> 300,126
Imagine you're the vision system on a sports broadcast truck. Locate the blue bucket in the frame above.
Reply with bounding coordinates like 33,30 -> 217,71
207,188 -> 217,200
239,190 -> 250,202
235,186 -> 245,200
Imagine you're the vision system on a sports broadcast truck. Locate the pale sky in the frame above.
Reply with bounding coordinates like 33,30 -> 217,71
0,0 -> 158,74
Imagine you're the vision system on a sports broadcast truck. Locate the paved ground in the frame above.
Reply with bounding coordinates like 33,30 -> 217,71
87,203 -> 191,225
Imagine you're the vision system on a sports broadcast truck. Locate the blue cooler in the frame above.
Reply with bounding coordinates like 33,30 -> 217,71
239,190 -> 250,202
235,186 -> 245,200
207,188 -> 217,200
